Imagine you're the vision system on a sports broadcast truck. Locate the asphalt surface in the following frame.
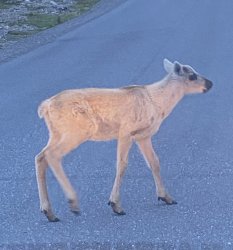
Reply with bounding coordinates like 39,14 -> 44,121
0,0 -> 233,249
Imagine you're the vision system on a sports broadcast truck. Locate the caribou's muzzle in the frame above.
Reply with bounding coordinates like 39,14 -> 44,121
203,79 -> 213,93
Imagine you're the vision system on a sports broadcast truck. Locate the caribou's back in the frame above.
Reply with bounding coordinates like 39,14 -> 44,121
39,86 -> 155,141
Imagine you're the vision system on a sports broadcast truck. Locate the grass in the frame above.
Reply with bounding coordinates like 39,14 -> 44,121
27,13 -> 63,29
27,0 -> 100,30
73,0 -> 100,12
0,2 -> 12,9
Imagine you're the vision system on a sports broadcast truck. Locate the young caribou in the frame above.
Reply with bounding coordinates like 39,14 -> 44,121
35,59 -> 213,222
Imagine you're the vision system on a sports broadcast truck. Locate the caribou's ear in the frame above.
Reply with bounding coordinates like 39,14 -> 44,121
163,58 -> 174,73
173,61 -> 182,75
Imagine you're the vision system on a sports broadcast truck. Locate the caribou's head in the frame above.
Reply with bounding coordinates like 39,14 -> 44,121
163,59 -> 213,94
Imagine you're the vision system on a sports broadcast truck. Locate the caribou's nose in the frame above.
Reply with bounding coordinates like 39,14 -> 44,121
203,79 -> 213,93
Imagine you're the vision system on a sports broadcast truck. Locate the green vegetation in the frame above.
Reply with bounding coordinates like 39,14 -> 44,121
27,0 -> 100,30
0,0 -> 101,47
73,0 -> 100,13
0,2 -> 13,9
27,13 -> 64,29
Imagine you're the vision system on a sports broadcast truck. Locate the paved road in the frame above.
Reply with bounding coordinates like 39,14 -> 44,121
1,0 -> 233,249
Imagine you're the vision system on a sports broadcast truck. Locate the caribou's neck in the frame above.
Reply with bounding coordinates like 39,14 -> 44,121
147,75 -> 185,119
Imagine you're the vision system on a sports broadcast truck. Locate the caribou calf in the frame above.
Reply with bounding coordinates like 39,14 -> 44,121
35,59 -> 212,222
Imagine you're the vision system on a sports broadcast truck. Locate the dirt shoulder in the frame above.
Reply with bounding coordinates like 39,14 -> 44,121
0,0 -> 100,49
0,0 -> 127,63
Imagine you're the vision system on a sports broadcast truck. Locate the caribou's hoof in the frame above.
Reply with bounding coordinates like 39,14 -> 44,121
71,209 -> 81,215
108,201 -> 126,215
43,210 -> 60,222
68,199 -> 80,215
158,196 -> 178,205
49,217 -> 60,222
115,210 -> 126,216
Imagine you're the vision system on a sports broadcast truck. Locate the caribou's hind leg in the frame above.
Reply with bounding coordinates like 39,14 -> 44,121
35,148 -> 60,222
36,132 -> 87,222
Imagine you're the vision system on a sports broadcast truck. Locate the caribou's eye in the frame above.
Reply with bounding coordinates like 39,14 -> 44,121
189,73 -> 197,81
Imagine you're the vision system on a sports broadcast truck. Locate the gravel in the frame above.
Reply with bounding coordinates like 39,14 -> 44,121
0,0 -> 99,49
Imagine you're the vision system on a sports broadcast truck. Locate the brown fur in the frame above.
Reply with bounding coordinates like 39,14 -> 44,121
35,59 -> 212,221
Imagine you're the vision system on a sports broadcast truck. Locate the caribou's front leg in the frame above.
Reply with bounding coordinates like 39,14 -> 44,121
109,136 -> 132,215
137,137 -> 177,205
